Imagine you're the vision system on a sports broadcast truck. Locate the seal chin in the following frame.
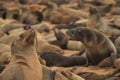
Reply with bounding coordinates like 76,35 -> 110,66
20,29 -> 36,45
26,29 -> 36,43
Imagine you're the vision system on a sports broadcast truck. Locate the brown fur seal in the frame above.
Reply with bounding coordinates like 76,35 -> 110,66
49,28 -> 69,49
40,52 -> 87,67
54,23 -> 86,29
114,36 -> 120,53
0,3 -> 7,19
5,8 -> 21,20
31,23 -> 50,33
61,69 -> 85,80
18,0 -> 41,4
1,21 -> 25,35
67,27 -> 117,66
20,10 -> 43,25
114,58 -> 120,69
0,43 -> 11,65
37,38 -> 64,54
87,6 -> 120,53
0,34 -> 16,45
87,6 -> 120,37
0,2 -> 21,20
39,1 -> 80,24
42,65 -> 68,80
51,67 -> 85,80
0,29 -> 42,80
18,0 -> 27,4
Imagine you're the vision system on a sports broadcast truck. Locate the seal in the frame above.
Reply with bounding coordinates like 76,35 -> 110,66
39,1 -> 80,24
0,43 -> 11,65
0,29 -> 42,80
49,28 -> 69,49
114,36 -> 120,53
0,3 -> 7,19
87,6 -> 120,37
40,52 -> 87,67
67,27 -> 117,66
1,20 -> 25,35
37,39 -> 64,54
20,11 -> 43,25
42,65 -> 69,80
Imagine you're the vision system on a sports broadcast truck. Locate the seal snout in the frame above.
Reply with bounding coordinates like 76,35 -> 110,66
89,6 -> 99,15
19,29 -> 36,45
27,29 -> 36,39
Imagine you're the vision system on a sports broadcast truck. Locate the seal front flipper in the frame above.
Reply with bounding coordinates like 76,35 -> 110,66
111,52 -> 117,62
49,70 -> 56,80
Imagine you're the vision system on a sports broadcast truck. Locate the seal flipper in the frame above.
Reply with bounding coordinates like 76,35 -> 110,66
49,70 -> 56,80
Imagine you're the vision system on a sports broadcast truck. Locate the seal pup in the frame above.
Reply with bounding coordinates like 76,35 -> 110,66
40,52 -> 87,67
49,28 -> 69,49
0,29 -> 42,80
67,27 -> 117,66
49,28 -> 85,50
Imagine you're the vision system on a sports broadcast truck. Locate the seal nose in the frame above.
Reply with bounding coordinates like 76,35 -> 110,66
23,25 -> 31,30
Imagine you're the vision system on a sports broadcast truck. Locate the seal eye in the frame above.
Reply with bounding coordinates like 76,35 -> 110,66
11,43 -> 14,47
19,34 -> 24,39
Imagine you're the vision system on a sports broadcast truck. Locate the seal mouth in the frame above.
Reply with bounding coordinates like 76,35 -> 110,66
25,29 -> 36,41
19,29 -> 36,45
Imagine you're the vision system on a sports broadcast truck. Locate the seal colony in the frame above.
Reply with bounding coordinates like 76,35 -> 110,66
0,0 -> 120,80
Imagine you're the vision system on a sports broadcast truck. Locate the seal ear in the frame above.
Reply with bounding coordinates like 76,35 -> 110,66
11,37 -> 17,48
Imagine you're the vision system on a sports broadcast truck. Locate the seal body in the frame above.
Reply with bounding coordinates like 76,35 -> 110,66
67,27 -> 117,65
40,52 -> 87,67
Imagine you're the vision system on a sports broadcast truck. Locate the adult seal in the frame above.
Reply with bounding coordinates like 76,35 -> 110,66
67,27 -> 117,66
